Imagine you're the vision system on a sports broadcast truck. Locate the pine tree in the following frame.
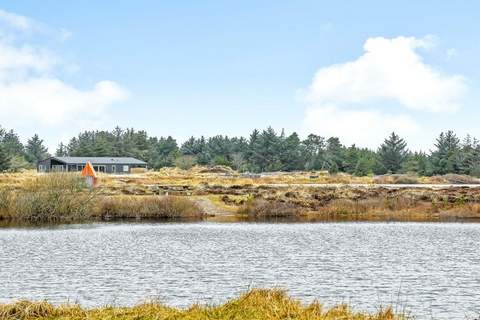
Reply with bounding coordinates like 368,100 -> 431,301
377,132 -> 408,173
56,143 -> 68,156
301,134 -> 325,170
430,131 -> 461,175
325,137 -> 344,172
0,144 -> 10,171
25,134 -> 49,163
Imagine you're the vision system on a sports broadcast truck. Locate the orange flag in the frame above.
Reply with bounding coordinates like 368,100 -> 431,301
81,161 -> 97,178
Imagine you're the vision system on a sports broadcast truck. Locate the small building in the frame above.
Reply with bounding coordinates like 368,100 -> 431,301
37,156 -> 147,174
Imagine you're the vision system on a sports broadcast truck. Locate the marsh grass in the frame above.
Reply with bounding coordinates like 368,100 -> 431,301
95,195 -> 204,220
0,173 -> 97,223
238,198 -> 302,217
0,289 -> 405,320
0,173 -> 203,223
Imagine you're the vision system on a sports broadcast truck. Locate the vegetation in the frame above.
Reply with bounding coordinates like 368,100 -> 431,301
0,173 -> 203,223
95,195 -> 204,220
238,198 -> 302,218
0,289 -> 405,320
4,124 -> 480,178
0,173 -> 96,223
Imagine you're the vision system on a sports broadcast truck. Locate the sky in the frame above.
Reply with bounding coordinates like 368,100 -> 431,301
0,1 -> 479,152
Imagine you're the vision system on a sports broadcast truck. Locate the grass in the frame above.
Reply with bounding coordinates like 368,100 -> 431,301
0,173 -> 204,223
2,169 -> 480,224
238,198 -> 303,217
0,289 -> 405,320
0,173 -> 96,223
95,195 -> 204,220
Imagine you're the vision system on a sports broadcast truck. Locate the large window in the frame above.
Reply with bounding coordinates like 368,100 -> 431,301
51,165 -> 65,172
93,165 -> 106,173
123,165 -> 129,172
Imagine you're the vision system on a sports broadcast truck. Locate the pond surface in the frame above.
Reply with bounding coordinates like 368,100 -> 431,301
1,222 -> 479,319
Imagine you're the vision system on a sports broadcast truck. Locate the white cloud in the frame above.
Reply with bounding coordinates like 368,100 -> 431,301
306,36 -> 466,113
0,9 -> 128,129
304,106 -> 419,148
0,9 -> 34,31
302,36 -> 468,149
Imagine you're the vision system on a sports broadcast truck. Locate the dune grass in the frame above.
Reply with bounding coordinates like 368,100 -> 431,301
0,289 -> 405,320
238,198 -> 303,217
0,173 -> 96,223
0,173 -> 204,223
94,195 -> 204,220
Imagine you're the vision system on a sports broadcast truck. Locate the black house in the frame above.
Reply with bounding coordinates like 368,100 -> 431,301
37,157 -> 147,174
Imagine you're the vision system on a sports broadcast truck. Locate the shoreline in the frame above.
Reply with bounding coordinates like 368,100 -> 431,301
2,171 -> 480,225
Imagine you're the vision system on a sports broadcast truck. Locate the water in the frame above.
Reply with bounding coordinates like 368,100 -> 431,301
1,222 -> 479,319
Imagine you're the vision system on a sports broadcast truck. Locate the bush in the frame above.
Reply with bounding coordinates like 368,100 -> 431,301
441,174 -> 480,184
95,195 -> 204,220
5,173 -> 96,223
238,199 -> 302,217
174,155 -> 197,170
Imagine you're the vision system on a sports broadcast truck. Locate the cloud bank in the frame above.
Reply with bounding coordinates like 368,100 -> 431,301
0,9 -> 128,128
303,36 -> 467,148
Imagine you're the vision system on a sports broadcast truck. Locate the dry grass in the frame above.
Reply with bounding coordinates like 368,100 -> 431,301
0,173 -> 204,223
0,289 -> 406,320
238,198 -> 303,217
0,173 -> 96,223
94,195 -> 204,220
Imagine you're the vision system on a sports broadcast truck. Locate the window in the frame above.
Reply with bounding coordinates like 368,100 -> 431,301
111,165 -> 116,173
51,165 -> 65,172
123,165 -> 129,172
38,164 -> 46,172
93,165 -> 106,173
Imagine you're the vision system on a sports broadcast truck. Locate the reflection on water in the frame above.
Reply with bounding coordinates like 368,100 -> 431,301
0,222 -> 479,319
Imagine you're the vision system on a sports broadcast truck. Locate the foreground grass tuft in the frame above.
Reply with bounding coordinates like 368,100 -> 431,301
0,289 -> 405,320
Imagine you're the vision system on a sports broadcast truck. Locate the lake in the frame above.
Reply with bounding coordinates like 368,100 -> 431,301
0,222 -> 479,319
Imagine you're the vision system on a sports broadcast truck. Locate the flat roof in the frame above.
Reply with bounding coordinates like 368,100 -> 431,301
43,156 -> 147,165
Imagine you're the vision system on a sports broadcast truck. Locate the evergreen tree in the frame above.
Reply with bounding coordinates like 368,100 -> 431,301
301,134 -> 325,170
430,131 -> 461,174
325,137 -> 344,172
279,132 -> 304,171
377,132 -> 408,173
56,143 -> 68,156
0,129 -> 24,157
0,144 -> 10,171
25,134 -> 49,163
402,152 -> 431,176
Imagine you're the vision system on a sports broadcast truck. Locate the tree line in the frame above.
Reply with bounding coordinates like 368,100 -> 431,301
1,125 -> 480,177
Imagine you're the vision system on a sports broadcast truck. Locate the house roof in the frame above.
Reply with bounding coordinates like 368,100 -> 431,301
46,156 -> 147,165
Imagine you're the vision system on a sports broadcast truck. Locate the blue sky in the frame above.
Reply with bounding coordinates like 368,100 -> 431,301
0,1 -> 479,152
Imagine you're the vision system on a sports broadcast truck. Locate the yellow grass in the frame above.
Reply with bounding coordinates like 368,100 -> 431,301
0,289 -> 406,320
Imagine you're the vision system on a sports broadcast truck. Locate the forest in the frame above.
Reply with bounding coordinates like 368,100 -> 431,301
0,125 -> 479,176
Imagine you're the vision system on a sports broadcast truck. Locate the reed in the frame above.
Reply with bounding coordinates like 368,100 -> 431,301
94,195 -> 204,220
238,198 -> 302,217
0,173 -> 96,223
0,289 -> 406,320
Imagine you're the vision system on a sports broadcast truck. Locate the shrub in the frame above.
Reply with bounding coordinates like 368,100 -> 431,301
7,173 -> 96,223
174,155 -> 197,170
238,199 -> 302,217
441,174 -> 480,184
95,195 -> 204,220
